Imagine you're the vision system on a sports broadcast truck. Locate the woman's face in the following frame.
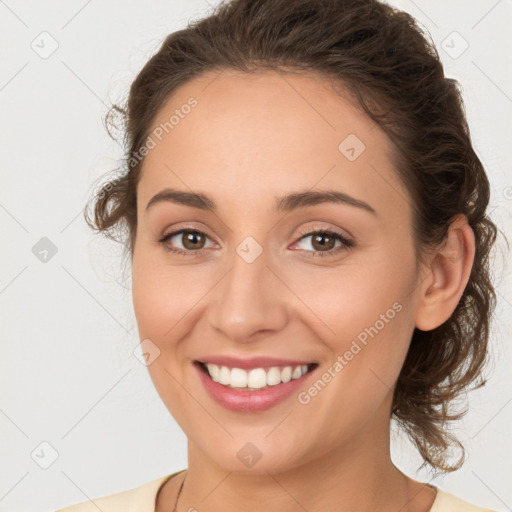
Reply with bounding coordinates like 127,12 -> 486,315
132,69 -> 426,473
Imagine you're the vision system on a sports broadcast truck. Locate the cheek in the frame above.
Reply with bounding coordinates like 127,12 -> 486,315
131,249 -> 200,429
286,251 -> 416,382
290,261 -> 415,444
131,247 -> 217,362
131,244 -> 178,344
131,259 -> 163,339
131,245 -> 193,336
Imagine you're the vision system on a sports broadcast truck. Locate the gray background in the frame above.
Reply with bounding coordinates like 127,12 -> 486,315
0,1 -> 511,511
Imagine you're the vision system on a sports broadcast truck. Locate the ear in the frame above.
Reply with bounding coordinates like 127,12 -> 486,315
414,214 -> 476,332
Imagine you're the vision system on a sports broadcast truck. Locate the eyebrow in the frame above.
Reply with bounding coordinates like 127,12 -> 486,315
145,187 -> 378,216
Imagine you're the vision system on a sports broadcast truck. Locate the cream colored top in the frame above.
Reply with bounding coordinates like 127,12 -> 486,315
54,471 -> 498,512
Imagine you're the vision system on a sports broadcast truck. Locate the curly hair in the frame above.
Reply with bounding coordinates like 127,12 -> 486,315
85,0 -> 502,472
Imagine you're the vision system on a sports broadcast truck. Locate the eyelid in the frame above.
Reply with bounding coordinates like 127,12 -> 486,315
158,221 -> 217,242
294,223 -> 352,241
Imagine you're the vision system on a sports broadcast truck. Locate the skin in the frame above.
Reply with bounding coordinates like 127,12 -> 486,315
130,68 -> 475,512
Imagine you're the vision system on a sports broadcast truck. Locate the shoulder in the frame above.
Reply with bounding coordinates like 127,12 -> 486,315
431,489 -> 500,512
54,473 -> 176,512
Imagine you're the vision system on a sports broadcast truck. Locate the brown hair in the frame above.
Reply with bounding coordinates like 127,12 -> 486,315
86,0 -> 504,472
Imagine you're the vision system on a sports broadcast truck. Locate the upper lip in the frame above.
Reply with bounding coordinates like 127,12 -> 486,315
196,355 -> 317,370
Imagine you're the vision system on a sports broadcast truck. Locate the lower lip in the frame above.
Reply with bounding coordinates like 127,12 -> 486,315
194,362 -> 316,412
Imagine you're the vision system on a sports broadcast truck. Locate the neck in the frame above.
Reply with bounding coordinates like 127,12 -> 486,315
174,423 -> 436,512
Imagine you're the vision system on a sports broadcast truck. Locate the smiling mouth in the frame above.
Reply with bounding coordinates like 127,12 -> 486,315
195,361 -> 318,391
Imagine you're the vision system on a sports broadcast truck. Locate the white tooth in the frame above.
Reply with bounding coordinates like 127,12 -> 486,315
219,366 -> 231,385
280,366 -> 292,383
230,367 -> 248,388
248,368 -> 267,389
208,364 -> 312,390
266,367 -> 282,386
207,363 -> 220,382
291,365 -> 303,379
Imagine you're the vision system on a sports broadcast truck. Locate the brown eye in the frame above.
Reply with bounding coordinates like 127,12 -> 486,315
181,231 -> 206,250
158,228 -> 215,256
310,232 -> 337,251
290,228 -> 354,258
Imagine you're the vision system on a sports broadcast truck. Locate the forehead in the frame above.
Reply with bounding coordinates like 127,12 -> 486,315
138,69 -> 410,224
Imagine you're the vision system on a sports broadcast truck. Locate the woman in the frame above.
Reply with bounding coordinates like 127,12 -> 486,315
56,0 -> 503,510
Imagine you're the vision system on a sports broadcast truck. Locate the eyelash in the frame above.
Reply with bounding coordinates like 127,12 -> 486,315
158,226 -> 354,259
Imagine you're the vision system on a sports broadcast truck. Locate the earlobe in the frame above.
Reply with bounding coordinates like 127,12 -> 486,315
415,215 -> 476,332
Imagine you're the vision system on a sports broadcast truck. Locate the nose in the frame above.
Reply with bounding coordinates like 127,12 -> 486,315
207,244 -> 289,343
